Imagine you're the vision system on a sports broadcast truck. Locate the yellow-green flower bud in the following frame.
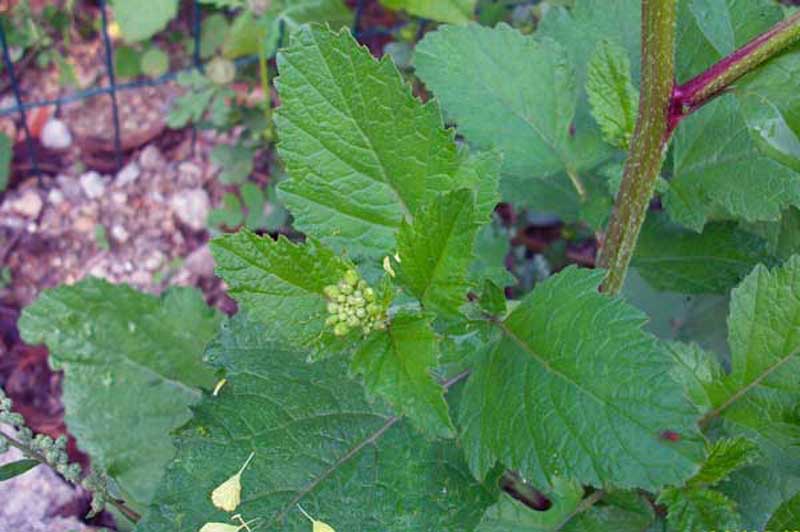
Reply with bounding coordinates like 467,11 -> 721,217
325,315 -> 339,325
338,281 -> 353,295
344,269 -> 360,286
337,294 -> 346,303
358,280 -> 368,290
355,307 -> 366,318
346,316 -> 360,327
334,323 -> 349,336
327,302 -> 339,314
323,285 -> 340,299
364,288 -> 375,302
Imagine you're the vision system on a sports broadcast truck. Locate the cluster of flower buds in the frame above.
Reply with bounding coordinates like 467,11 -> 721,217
1,388 -> 104,513
324,269 -> 386,336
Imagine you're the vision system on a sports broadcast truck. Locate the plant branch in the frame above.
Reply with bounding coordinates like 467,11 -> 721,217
671,10 -> 800,129
598,0 -> 677,294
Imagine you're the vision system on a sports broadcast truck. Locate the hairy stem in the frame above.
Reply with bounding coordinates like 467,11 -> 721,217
600,7 -> 800,293
598,0 -> 677,294
672,10 -> 800,127
0,430 -> 141,523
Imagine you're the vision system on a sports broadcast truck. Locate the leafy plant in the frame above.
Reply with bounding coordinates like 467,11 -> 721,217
6,2 -> 800,531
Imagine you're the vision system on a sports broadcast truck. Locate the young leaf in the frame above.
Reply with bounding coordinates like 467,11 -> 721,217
586,40 -> 639,149
720,463 -> 800,530
135,316 -> 497,531
381,0 -> 475,24
112,0 -> 179,42
396,189 -> 481,317
351,312 -> 453,438
702,256 -> 800,448
275,25 -> 466,261
469,222 -> 515,288
459,267 -> 704,489
632,213 -> 774,294
690,437 -> 759,488
0,459 -> 40,481
476,478 -> 582,532
18,279 -> 222,505
744,206 -> 800,261
210,230 -> 350,352
657,487 -> 741,531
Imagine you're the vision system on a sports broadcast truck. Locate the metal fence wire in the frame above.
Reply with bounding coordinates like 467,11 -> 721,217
0,0 -> 386,176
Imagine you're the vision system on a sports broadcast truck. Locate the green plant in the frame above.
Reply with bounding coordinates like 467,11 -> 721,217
7,1 -> 800,530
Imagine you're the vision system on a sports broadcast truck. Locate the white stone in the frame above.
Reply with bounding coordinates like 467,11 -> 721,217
79,171 -> 106,199
47,188 -> 64,205
116,161 -> 141,186
111,224 -> 129,242
8,190 -> 43,218
170,188 -> 210,231
40,118 -> 72,150
139,144 -> 164,170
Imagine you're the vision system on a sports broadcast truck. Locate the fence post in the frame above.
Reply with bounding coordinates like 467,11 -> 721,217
0,22 -> 39,177
98,0 -> 123,170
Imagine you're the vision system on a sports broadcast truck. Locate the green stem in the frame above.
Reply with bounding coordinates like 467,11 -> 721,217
0,430 -> 141,524
598,0 -> 677,294
599,6 -> 800,294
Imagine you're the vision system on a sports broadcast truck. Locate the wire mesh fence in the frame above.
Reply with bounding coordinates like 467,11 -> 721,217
0,0 -> 392,177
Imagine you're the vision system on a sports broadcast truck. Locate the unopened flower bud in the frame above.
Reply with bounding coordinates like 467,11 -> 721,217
344,269 -> 359,286
334,323 -> 349,336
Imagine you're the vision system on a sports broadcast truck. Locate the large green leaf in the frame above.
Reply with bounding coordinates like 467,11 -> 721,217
18,279 -> 222,505
135,316 -> 497,531
702,256 -> 800,457
396,189 -> 482,317
352,312 -> 453,438
657,487 -> 741,531
538,0 -> 641,127
667,1 -> 800,230
381,0 -> 475,24
112,0 -> 179,42
667,95 -> 800,230
275,25 -> 469,261
210,230 -> 350,353
632,213 -> 774,294
459,267 -> 705,490
414,24 -> 609,215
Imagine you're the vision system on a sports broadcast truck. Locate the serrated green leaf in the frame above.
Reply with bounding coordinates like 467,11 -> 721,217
276,25 -> 468,261
768,490 -> 800,530
667,96 -> 800,230
352,312 -> 453,438
414,24 -> 609,212
737,47 -> 800,174
703,256 -> 800,447
396,189 -> 481,317
538,0 -> 641,128
18,279 -> 221,505
477,478 -> 582,532
135,316 -> 496,531
666,342 -> 722,413
657,487 -> 741,532
469,221 -> 515,288
112,0 -> 179,42
586,40 -> 638,149
667,1 -> 800,230
690,437 -> 759,487
381,0 -> 475,24
0,459 -> 40,481
459,267 -> 704,489
632,213 -> 774,294
210,230 -> 350,352
453,149 -> 502,220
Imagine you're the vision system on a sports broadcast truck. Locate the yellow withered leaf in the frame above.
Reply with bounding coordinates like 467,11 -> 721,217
199,513 -> 260,532
297,504 -> 336,532
210,452 -> 255,512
